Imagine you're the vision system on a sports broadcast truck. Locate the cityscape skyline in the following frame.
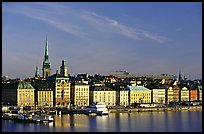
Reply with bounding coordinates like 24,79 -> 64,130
2,2 -> 202,80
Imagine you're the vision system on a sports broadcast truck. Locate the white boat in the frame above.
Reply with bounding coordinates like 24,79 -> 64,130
32,114 -> 54,123
86,102 -> 109,115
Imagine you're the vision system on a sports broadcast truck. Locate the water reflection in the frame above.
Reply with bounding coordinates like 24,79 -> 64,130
2,111 -> 202,132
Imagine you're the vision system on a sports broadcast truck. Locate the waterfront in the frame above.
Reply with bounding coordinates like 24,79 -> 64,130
2,110 -> 202,132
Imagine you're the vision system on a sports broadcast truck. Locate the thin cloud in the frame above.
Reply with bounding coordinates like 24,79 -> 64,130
85,11 -> 167,43
5,4 -> 87,38
4,3 -> 167,43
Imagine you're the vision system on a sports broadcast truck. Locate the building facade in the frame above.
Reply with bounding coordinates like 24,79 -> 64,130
89,86 -> 116,106
74,82 -> 89,106
180,87 -> 189,101
119,89 -> 129,106
152,88 -> 166,104
17,81 -> 35,107
167,87 -> 174,103
127,85 -> 152,105
189,89 -> 198,101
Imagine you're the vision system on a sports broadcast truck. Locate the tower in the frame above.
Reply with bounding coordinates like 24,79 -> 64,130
35,65 -> 40,77
60,60 -> 69,77
42,34 -> 51,79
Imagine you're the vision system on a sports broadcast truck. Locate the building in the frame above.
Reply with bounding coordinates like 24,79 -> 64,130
126,85 -> 152,105
2,82 -> 19,105
73,82 -> 89,106
172,85 -> 180,102
89,86 -> 116,106
17,81 -> 35,107
152,88 -> 166,104
189,89 -> 198,101
180,87 -> 189,101
167,87 -> 174,103
119,88 -> 129,106
32,80 -> 55,108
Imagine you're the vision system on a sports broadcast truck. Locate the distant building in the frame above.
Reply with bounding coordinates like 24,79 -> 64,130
180,87 -> 189,101
152,88 -> 166,104
167,87 -> 174,103
73,82 -> 89,106
189,89 -> 198,101
2,82 -> 19,105
32,80 -> 54,107
119,88 -> 129,106
172,85 -> 180,102
17,81 -> 35,107
126,85 -> 152,105
89,86 -> 116,106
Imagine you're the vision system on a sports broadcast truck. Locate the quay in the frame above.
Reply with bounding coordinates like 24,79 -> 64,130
2,105 -> 202,118
108,105 -> 202,113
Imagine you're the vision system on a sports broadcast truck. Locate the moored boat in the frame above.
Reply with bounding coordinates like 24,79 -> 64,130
86,102 -> 110,116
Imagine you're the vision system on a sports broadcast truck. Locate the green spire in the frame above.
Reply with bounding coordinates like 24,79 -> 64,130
44,34 -> 49,61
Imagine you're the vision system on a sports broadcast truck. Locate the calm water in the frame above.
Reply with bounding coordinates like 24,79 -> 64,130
2,111 -> 202,132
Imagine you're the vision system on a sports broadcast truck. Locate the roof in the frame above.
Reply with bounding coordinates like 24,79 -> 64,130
127,85 -> 151,91
90,86 -> 115,91
18,81 -> 35,90
75,82 -> 89,86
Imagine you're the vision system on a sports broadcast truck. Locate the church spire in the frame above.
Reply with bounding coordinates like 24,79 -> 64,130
42,34 -> 51,79
44,34 -> 49,61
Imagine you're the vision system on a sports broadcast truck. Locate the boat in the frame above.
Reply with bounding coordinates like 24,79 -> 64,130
32,114 -> 54,123
86,102 -> 109,116
15,113 -> 39,123
14,113 -> 54,123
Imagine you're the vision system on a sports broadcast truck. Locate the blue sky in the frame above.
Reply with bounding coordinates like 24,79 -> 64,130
2,2 -> 202,80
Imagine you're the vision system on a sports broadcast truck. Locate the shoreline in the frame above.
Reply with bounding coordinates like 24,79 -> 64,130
108,105 -> 202,113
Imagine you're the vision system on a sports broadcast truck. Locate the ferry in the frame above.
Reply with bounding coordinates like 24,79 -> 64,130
86,102 -> 109,116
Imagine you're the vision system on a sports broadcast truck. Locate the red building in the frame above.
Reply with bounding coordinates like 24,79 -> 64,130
189,89 -> 198,101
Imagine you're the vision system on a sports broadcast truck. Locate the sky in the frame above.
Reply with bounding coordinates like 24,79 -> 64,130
2,2 -> 202,80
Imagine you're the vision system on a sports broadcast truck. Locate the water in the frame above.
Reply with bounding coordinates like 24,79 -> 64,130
2,111 -> 202,132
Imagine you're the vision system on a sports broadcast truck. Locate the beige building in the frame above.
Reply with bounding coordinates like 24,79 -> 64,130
90,86 -> 116,106
17,81 -> 35,107
152,88 -> 166,104
119,89 -> 129,106
167,87 -> 174,103
127,85 -> 152,104
74,82 -> 89,106
180,87 -> 189,101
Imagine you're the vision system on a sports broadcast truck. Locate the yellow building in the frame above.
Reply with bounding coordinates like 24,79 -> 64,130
90,86 -> 116,106
74,82 -> 89,106
55,77 -> 71,107
152,88 -> 166,104
180,87 -> 189,101
17,81 -> 35,107
127,85 -> 152,104
32,80 -> 54,107
167,87 -> 174,103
